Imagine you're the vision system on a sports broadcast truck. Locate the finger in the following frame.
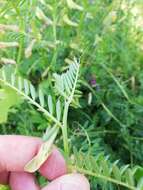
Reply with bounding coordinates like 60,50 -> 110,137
41,174 -> 90,190
0,171 -> 9,184
39,148 -> 67,180
9,172 -> 40,190
0,135 -> 42,172
0,135 -> 67,180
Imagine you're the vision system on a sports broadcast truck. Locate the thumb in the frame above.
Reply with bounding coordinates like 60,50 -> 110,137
9,172 -> 40,190
42,174 -> 90,190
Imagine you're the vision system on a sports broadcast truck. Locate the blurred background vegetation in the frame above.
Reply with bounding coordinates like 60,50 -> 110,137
0,0 -> 143,189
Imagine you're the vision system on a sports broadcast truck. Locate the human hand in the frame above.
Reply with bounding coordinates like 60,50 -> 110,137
0,135 -> 90,190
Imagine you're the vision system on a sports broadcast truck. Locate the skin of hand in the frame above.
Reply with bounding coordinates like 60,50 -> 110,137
0,135 -> 90,190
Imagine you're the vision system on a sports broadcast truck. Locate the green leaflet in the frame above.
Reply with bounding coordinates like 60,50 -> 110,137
24,126 -> 59,172
66,0 -> 83,11
63,14 -> 78,27
0,86 -> 21,123
0,65 -> 22,123
53,59 -> 80,104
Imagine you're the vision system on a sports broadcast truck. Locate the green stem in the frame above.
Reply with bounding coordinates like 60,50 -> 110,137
62,101 -> 70,158
51,0 -> 57,69
10,2 -> 24,65
62,61 -> 80,157
75,167 -> 135,190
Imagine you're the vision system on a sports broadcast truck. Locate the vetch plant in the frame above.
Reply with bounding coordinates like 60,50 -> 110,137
0,57 -> 80,172
1,58 -> 143,190
1,0 -> 143,189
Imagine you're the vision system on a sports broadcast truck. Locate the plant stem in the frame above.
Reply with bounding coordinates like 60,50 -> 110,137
10,2 -> 24,65
62,101 -> 70,158
62,61 -> 80,158
74,167 -> 135,190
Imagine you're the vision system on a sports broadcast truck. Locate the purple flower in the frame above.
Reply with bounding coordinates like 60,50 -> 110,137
89,77 -> 100,91
90,79 -> 96,87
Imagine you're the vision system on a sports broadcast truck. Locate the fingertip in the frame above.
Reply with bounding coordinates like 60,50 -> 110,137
39,148 -> 67,180
41,174 -> 90,190
0,135 -> 42,172
9,172 -> 40,190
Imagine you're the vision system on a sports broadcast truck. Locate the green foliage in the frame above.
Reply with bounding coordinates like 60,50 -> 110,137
0,60 -> 79,126
0,87 -> 20,123
0,0 -> 143,189
54,58 -> 81,106
0,67 -> 22,123
0,59 -> 80,157
73,151 -> 143,190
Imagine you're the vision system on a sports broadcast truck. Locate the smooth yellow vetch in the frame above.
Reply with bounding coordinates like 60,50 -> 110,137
63,14 -> 78,27
70,43 -> 83,53
0,58 -> 16,65
66,0 -> 83,11
0,42 -> 19,49
103,11 -> 117,26
39,0 -> 53,11
25,39 -> 36,58
0,24 -> 19,32
36,7 -> 53,25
